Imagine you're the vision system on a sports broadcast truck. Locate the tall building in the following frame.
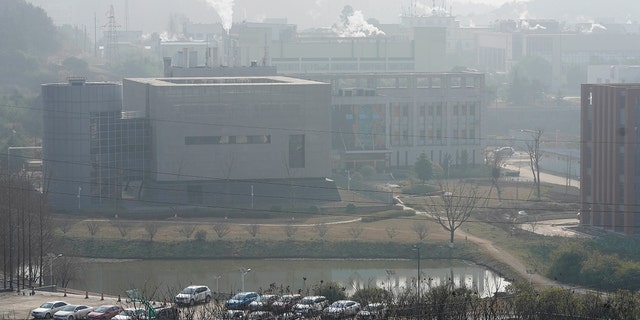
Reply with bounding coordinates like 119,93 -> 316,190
580,83 -> 640,235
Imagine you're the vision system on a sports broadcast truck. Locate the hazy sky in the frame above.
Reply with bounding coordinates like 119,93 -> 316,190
26,0 -> 510,32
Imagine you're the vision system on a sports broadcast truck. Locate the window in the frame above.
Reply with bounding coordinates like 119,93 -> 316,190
289,134 -> 305,168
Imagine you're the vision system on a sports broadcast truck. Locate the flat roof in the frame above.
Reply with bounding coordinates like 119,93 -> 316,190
125,76 -> 325,87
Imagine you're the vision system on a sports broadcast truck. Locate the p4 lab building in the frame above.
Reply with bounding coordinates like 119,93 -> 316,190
42,76 -> 338,211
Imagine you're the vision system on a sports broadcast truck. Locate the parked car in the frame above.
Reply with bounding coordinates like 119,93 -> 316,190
247,311 -> 275,320
355,303 -> 387,320
87,305 -> 124,320
225,292 -> 260,310
271,294 -> 302,314
152,306 -> 179,320
217,310 -> 245,320
292,296 -> 328,316
322,300 -> 361,319
32,301 -> 69,319
112,308 -> 147,320
53,305 -> 94,320
175,285 -> 212,306
248,294 -> 280,312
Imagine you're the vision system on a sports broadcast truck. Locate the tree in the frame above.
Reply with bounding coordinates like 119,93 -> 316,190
424,181 -> 481,248
414,153 -> 433,184
385,226 -> 398,239
213,222 -> 231,238
348,225 -> 364,239
144,223 -> 160,242
177,224 -> 196,239
113,221 -> 132,238
485,148 -> 507,202
246,224 -> 260,238
523,129 -> 544,199
283,223 -> 298,238
313,223 -> 329,238
411,222 -> 428,241
86,221 -> 100,236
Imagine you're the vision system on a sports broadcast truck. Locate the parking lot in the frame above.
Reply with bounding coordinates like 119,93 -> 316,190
0,289 -> 124,319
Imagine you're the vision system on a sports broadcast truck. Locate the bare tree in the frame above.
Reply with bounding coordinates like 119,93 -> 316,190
112,221 -> 132,238
56,256 -> 80,288
213,222 -> 231,238
424,181 -> 481,249
246,224 -> 260,238
411,222 -> 428,241
313,223 -> 329,238
485,148 -> 507,203
178,224 -> 197,239
348,225 -> 364,239
283,223 -> 298,238
86,221 -> 100,236
385,226 -> 398,239
144,223 -> 160,241
58,220 -> 72,234
523,129 -> 544,199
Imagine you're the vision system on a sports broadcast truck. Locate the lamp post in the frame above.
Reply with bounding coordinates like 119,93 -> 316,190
49,254 -> 62,287
240,267 -> 251,292
412,244 -> 421,319
214,275 -> 222,294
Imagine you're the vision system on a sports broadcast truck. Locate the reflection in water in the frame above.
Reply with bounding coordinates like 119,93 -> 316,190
69,259 -> 508,299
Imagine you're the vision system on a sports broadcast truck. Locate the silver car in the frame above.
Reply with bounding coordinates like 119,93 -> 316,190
54,305 -> 94,320
32,301 -> 69,319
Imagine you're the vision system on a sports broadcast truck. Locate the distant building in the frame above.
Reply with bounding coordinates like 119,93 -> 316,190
580,83 -> 640,235
296,72 -> 486,171
42,76 -> 337,211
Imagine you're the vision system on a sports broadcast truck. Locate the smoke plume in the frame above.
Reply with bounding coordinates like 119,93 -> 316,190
334,10 -> 385,37
205,0 -> 235,32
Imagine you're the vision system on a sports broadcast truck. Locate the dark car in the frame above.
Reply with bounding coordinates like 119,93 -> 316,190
271,295 -> 302,314
248,294 -> 280,312
87,305 -> 124,320
225,292 -> 260,310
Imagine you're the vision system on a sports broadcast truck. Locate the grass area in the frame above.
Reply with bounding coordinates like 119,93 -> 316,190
53,176 -> 583,286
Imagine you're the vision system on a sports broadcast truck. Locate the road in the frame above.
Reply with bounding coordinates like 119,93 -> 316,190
503,153 -> 580,188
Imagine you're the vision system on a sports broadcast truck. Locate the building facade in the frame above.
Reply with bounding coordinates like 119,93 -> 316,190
122,76 -> 336,207
42,78 -> 149,211
296,72 -> 486,171
580,83 -> 640,235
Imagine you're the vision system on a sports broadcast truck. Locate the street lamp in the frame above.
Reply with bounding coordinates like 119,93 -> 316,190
49,253 -> 62,288
214,275 -> 222,294
412,244 -> 421,319
240,267 -> 251,292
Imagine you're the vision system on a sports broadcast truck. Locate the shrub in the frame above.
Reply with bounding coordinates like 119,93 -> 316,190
346,204 -> 357,214
270,205 -> 282,213
194,230 -> 207,241
308,205 -> 320,214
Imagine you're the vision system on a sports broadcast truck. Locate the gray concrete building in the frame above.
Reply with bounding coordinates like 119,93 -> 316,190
122,76 -> 336,207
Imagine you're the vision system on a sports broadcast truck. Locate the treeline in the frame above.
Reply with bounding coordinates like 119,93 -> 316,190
547,241 -> 640,291
0,173 -> 54,290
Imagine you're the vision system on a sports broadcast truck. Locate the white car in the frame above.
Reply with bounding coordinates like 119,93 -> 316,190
32,301 -> 69,319
322,300 -> 361,319
175,285 -> 212,306
54,305 -> 94,320
292,296 -> 328,316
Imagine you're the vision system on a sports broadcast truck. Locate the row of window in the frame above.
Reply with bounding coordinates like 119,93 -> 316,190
185,135 -> 271,145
